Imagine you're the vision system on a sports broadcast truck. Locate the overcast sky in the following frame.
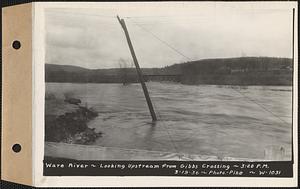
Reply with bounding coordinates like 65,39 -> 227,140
45,4 -> 293,69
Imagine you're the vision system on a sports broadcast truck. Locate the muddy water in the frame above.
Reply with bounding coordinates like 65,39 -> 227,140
46,82 -> 293,160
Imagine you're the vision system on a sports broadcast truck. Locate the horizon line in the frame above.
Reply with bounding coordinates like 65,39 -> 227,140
46,56 -> 293,70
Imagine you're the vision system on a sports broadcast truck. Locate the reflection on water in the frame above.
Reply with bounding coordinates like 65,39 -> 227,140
46,82 -> 292,160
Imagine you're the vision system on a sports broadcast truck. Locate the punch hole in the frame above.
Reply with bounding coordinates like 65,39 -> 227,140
12,40 -> 21,49
12,144 -> 22,153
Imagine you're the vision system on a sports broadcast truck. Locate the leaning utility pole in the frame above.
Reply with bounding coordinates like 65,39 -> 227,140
117,15 -> 157,121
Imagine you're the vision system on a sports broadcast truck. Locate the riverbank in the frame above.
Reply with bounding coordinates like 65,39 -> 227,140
45,94 -> 101,144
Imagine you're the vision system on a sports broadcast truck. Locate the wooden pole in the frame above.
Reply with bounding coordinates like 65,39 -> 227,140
117,16 -> 157,121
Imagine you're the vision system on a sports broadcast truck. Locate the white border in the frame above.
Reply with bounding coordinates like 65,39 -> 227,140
33,2 -> 298,187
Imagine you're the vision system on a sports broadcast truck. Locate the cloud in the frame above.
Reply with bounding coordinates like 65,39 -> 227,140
45,6 -> 293,69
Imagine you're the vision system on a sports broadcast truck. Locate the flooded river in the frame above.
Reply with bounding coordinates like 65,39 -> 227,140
46,82 -> 293,160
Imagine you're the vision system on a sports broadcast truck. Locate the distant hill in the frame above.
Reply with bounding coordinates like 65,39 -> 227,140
165,56 -> 292,73
46,64 -> 90,73
45,57 -> 293,85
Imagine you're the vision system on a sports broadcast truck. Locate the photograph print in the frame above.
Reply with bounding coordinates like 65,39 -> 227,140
44,3 -> 295,165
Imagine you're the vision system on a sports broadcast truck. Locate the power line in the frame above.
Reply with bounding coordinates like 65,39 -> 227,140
127,18 -> 192,61
231,87 -> 290,125
124,15 -> 173,19
47,11 -> 194,61
150,95 -> 180,155
124,15 -> 206,19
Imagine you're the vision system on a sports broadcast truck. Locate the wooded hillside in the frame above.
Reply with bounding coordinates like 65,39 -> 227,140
45,57 -> 293,85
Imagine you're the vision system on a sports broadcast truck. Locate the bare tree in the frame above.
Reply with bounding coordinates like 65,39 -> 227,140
118,58 -> 129,85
